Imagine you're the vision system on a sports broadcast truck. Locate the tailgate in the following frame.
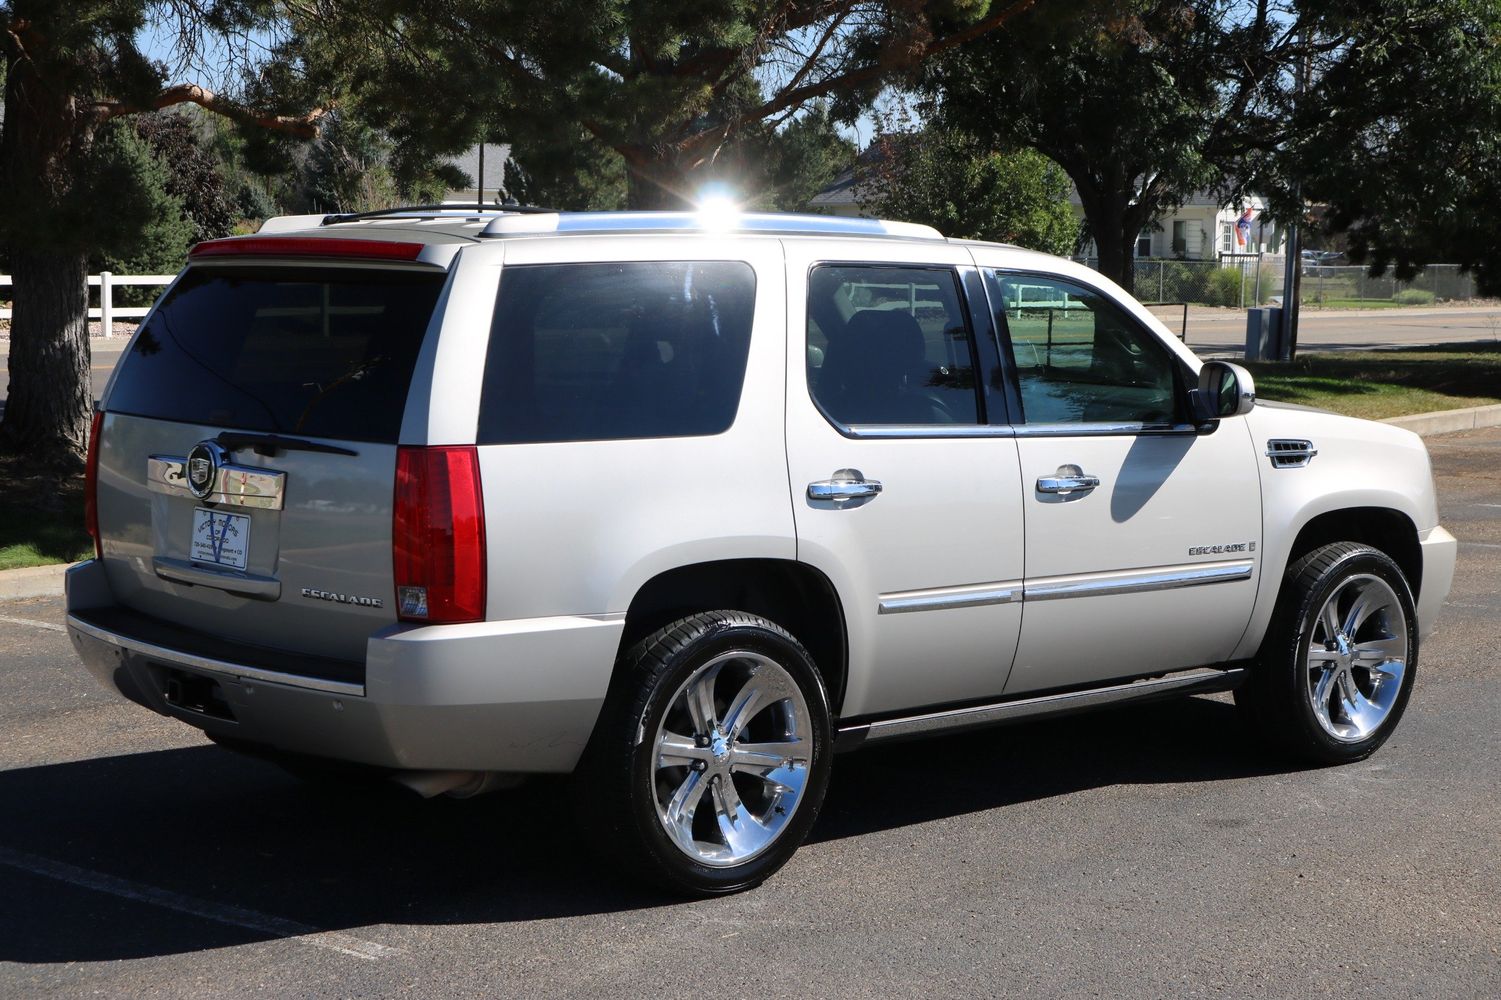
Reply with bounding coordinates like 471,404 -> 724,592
94,263 -> 446,662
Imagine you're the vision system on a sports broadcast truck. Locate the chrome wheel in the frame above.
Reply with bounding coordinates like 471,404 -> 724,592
1304,573 -> 1408,743
651,649 -> 813,868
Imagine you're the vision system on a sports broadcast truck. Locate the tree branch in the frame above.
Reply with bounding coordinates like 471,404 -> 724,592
713,0 -> 1042,144
94,83 -> 330,138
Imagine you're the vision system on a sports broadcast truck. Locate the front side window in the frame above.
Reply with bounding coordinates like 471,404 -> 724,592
806,265 -> 980,427
478,261 -> 756,444
987,272 -> 1181,425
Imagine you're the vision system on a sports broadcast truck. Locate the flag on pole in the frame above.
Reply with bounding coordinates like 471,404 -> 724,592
1235,206 -> 1256,248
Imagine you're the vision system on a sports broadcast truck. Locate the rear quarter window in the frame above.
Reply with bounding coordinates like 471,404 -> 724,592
477,261 -> 757,444
107,266 -> 444,443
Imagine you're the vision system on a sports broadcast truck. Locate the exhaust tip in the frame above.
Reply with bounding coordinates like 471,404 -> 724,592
390,770 -> 522,799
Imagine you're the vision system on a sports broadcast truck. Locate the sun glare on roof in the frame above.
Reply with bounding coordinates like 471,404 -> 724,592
694,188 -> 741,232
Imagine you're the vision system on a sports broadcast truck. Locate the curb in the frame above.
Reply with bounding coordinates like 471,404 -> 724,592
1382,402 -> 1501,437
0,563 -> 70,602
3,403 -> 1499,605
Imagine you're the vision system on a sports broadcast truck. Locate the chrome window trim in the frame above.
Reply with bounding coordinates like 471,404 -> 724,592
845,424 -> 1017,440
147,455 -> 286,510
66,613 -> 364,698
878,582 -> 1022,615
1024,559 -> 1254,602
1013,421 -> 1198,438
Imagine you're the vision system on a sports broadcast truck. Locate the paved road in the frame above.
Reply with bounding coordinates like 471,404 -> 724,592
1166,305 -> 1501,356
2,429 -> 1499,998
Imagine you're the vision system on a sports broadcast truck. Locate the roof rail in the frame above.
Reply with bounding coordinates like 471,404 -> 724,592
479,211 -> 945,240
319,203 -> 559,226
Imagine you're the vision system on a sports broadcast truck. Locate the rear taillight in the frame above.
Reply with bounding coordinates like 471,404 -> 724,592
393,446 -> 486,624
84,409 -> 104,560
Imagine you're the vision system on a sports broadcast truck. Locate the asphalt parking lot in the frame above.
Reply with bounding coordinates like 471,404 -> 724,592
2,428 -> 1499,999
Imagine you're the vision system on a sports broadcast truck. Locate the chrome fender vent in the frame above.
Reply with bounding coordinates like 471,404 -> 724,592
1267,438 -> 1318,468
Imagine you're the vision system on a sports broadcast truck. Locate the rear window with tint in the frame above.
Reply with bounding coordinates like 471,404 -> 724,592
478,261 -> 757,444
107,266 -> 444,443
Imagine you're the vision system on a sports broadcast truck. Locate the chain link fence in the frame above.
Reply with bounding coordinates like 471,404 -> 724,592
1076,256 -> 1483,309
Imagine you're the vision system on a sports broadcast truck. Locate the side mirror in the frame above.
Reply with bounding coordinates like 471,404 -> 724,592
1194,361 -> 1256,420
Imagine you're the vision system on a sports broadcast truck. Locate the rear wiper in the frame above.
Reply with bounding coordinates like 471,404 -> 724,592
214,431 -> 359,458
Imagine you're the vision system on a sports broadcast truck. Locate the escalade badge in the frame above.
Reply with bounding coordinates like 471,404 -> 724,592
301,588 -> 384,609
185,442 -> 222,501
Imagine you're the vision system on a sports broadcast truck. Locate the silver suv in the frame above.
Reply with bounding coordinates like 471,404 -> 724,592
68,209 -> 1457,894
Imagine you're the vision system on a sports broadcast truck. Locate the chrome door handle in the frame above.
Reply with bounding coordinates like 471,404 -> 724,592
1037,464 -> 1100,495
808,469 -> 883,504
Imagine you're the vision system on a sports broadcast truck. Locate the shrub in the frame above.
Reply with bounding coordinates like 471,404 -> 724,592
1205,267 -> 1245,306
1393,288 -> 1436,305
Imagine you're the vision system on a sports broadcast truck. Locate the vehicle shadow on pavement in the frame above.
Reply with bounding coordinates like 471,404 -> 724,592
0,695 -> 1301,963
813,695 -> 1299,843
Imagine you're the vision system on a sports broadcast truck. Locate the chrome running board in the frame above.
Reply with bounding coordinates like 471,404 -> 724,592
835,667 -> 1245,751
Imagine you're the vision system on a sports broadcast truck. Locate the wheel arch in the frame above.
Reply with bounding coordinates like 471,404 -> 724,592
1285,506 -> 1422,600
616,559 -> 850,714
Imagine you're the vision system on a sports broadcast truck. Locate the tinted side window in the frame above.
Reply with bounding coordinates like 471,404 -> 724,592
806,265 -> 980,426
988,272 -> 1180,425
107,267 -> 444,443
478,261 -> 756,444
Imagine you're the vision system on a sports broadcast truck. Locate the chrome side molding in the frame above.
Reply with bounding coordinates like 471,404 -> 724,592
878,582 -> 1021,615
878,560 -> 1253,615
148,455 -> 286,510
1024,559 -> 1254,602
837,667 -> 1245,749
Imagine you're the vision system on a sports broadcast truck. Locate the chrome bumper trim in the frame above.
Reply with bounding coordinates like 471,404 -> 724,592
66,612 -> 364,697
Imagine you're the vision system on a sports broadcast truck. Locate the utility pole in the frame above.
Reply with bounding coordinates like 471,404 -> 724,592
477,142 -> 485,212
1279,34 -> 1311,361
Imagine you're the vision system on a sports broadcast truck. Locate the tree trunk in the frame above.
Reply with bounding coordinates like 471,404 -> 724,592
621,146 -> 695,210
0,14 -> 99,467
0,251 -> 92,467
1085,195 -> 1137,297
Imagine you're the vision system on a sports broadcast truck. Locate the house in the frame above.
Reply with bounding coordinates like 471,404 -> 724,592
808,158 -> 1284,261
443,142 -> 511,206
1077,189 -> 1283,261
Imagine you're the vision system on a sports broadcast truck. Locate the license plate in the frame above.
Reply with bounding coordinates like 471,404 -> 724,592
191,508 -> 250,570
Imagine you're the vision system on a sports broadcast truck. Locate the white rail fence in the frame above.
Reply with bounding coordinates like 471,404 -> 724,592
0,272 -> 174,335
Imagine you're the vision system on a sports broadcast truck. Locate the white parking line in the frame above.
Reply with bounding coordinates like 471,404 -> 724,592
0,615 -> 65,633
0,846 -> 398,961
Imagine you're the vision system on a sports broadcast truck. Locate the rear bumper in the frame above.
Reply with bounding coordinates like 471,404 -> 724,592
65,560 -> 623,773
1417,525 -> 1458,642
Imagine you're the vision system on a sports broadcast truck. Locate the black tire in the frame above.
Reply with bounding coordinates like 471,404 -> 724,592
1237,542 -> 1418,764
574,611 -> 833,896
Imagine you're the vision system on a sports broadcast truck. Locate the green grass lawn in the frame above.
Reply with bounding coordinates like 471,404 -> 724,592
1245,343 -> 1501,420
0,455 -> 92,571
1300,298 -> 1407,310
